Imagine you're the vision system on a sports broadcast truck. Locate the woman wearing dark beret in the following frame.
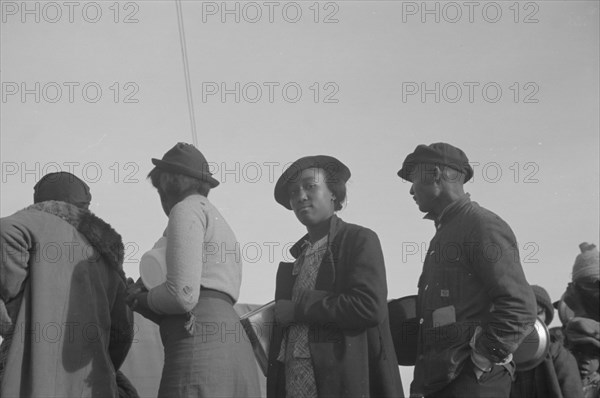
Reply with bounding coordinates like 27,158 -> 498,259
267,155 -> 404,398
126,143 -> 260,398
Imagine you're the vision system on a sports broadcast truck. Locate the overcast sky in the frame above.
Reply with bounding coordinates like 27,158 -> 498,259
2,1 -> 599,393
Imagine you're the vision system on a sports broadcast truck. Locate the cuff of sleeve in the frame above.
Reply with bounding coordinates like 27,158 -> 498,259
0,299 -> 13,335
470,350 -> 493,372
469,326 -> 514,370
146,290 -> 163,315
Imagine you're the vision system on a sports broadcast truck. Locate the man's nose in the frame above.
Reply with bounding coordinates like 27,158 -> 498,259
409,185 -> 415,195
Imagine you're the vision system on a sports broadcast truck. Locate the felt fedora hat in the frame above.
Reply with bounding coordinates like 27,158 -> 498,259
274,155 -> 350,210
151,142 -> 219,188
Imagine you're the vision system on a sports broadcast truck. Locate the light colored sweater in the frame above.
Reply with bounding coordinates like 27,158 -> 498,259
147,194 -> 242,314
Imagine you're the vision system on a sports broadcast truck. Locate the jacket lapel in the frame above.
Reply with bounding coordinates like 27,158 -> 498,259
314,215 -> 344,291
280,215 -> 346,295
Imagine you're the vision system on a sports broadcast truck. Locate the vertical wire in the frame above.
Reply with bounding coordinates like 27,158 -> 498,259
175,0 -> 198,147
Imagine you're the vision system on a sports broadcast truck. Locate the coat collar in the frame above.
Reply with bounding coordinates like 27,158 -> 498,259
26,201 -> 125,280
289,214 -> 344,259
424,193 -> 471,230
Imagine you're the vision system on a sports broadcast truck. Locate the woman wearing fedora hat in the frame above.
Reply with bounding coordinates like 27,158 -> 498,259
126,143 -> 260,398
267,155 -> 404,398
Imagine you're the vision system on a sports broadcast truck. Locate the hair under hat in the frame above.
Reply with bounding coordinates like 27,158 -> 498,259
572,242 -> 599,282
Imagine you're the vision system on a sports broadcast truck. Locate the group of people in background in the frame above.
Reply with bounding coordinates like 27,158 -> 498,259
0,141 -> 598,398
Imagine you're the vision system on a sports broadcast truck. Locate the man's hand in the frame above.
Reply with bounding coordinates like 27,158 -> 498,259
274,299 -> 296,327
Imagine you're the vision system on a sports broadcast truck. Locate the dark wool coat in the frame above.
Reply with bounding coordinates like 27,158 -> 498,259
0,201 -> 133,398
266,215 -> 404,398
510,339 -> 583,398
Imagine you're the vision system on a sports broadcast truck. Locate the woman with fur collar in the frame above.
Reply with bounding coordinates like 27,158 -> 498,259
0,172 -> 134,398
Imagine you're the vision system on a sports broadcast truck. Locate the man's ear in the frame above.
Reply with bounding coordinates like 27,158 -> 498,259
433,166 -> 443,183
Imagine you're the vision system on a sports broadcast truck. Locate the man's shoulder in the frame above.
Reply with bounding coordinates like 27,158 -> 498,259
460,200 -> 511,226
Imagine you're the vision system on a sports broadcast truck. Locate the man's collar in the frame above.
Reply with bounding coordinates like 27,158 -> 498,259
424,193 -> 471,229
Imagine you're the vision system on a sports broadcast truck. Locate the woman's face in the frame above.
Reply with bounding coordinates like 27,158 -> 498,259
287,167 -> 336,227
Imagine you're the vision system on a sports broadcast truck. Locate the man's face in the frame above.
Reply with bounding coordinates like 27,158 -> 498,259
408,163 -> 440,214
287,167 -> 336,227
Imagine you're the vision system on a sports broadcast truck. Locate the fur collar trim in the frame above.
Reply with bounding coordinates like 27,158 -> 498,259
27,201 -> 125,279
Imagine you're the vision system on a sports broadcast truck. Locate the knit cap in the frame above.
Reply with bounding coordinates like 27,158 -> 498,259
531,285 -> 554,325
33,171 -> 91,209
572,243 -> 600,282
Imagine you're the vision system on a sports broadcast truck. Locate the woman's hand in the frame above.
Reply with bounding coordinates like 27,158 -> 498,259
126,289 -> 164,324
125,278 -> 157,320
127,292 -> 149,312
126,277 -> 146,296
125,278 -> 148,307
274,299 -> 296,327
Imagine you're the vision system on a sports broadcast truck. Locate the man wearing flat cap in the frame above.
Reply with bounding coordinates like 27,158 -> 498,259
397,143 -> 537,398
0,172 -> 134,397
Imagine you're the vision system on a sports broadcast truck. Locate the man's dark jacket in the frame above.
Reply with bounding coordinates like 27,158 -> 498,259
411,195 -> 537,396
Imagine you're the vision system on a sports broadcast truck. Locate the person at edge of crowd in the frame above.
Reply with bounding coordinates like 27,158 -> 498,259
562,243 -> 599,321
0,172 -> 136,398
267,155 -> 404,398
562,242 -> 600,398
510,284 -> 583,398
566,317 -> 600,398
550,326 -> 567,347
397,143 -> 537,398
125,143 -> 261,398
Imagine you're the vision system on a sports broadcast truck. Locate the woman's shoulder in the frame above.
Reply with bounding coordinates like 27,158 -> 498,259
169,195 -> 210,222
333,217 -> 379,241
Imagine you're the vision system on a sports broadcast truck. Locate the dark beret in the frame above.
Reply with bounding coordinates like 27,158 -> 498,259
274,155 -> 350,210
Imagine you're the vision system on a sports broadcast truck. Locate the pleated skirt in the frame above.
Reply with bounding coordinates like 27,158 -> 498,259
157,296 -> 261,398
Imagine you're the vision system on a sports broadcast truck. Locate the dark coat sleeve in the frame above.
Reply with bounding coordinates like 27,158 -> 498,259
551,341 -> 584,398
109,279 -> 135,371
295,228 -> 388,330
470,215 -> 537,362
